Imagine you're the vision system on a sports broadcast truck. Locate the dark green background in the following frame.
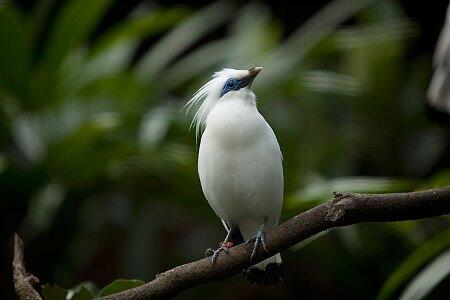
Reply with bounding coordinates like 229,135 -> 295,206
1,0 -> 450,299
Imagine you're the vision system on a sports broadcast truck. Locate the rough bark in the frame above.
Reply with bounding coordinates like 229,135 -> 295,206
12,234 -> 42,300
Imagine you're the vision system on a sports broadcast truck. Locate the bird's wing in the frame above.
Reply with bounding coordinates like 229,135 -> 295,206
428,4 -> 450,113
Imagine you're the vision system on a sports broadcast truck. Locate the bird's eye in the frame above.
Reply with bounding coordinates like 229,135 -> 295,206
220,79 -> 239,97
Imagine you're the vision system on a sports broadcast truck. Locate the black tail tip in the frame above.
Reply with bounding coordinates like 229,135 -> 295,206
243,263 -> 286,286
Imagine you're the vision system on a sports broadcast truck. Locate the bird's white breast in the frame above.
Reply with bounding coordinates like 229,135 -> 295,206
198,95 -> 283,226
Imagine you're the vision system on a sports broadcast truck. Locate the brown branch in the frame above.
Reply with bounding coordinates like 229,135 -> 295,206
13,186 -> 450,300
12,234 -> 42,300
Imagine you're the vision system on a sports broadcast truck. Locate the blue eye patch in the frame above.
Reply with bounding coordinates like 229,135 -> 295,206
220,76 -> 253,98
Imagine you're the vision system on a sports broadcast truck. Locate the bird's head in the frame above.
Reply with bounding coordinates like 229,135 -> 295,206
216,67 -> 262,98
184,67 -> 263,138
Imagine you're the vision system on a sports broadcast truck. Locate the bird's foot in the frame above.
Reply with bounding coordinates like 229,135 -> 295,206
246,230 -> 268,262
205,241 -> 235,264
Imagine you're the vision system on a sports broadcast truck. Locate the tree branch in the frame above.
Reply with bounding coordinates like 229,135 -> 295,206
13,186 -> 450,300
12,234 -> 42,300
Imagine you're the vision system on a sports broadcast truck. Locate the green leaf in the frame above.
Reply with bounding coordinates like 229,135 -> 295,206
22,182 -> 64,237
225,2 -> 278,66
54,8 -> 187,99
99,279 -> 145,297
259,0 -> 375,85
30,0 -> 57,45
0,6 -> 30,100
301,70 -> 361,96
91,7 -> 188,56
420,170 -> 450,189
158,39 -> 231,89
66,282 -> 97,300
159,2 -> 279,88
41,284 -> 68,300
398,249 -> 450,300
376,229 -> 450,300
288,177 -> 418,210
69,286 -> 92,300
134,0 -> 234,82
79,8 -> 188,89
44,0 -> 113,73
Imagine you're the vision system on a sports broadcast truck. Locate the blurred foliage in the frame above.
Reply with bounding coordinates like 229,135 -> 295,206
99,279 -> 145,297
399,249 -> 450,300
378,229 -> 450,300
41,278 -> 145,300
1,0 -> 449,299
41,284 -> 68,300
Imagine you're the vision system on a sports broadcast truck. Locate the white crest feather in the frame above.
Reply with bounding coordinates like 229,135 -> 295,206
183,69 -> 245,142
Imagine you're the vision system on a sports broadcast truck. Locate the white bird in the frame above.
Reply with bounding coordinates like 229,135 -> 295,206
185,67 -> 285,285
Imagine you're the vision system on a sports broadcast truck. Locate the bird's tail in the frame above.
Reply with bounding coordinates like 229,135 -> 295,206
243,253 -> 285,286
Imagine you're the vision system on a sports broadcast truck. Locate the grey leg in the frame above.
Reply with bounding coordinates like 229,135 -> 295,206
246,225 -> 269,262
205,226 -> 236,263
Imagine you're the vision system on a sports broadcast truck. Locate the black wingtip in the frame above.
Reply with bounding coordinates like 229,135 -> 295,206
243,263 -> 286,286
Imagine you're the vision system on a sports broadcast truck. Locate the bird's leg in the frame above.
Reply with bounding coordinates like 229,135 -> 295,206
205,227 -> 236,263
246,228 -> 269,263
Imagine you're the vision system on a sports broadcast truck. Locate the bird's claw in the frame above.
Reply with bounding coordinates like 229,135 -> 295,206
247,230 -> 268,262
205,246 -> 229,264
